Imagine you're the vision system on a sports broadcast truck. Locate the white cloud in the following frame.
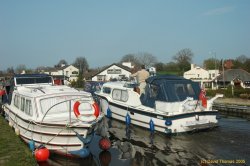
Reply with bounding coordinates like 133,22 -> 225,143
203,6 -> 234,16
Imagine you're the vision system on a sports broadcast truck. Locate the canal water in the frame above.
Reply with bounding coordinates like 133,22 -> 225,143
41,116 -> 250,166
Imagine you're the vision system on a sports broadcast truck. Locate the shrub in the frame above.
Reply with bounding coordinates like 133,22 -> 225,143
206,86 -> 250,99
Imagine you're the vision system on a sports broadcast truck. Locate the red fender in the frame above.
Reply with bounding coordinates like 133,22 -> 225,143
0,90 -> 6,96
92,102 -> 100,118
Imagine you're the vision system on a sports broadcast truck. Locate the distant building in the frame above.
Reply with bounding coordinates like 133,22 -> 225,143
91,63 -> 131,81
184,64 -> 219,89
122,62 -> 134,69
43,64 -> 79,84
213,69 -> 250,89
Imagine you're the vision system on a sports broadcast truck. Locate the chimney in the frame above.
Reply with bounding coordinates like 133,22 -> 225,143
191,64 -> 195,69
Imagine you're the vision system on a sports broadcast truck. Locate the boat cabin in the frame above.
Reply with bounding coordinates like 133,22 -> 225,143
140,75 -> 201,108
98,75 -> 201,111
2,74 -> 94,123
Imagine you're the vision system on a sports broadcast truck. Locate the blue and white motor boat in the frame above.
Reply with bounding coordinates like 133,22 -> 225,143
95,75 -> 223,134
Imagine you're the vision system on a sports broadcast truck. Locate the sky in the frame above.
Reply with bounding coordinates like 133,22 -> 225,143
1,0 -> 250,71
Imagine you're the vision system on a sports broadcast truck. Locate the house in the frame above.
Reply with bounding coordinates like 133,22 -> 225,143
213,69 -> 250,89
184,64 -> 219,89
91,63 -> 132,81
122,62 -> 134,69
43,64 -> 79,84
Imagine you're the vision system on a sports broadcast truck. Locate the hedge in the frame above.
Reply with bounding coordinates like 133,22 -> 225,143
206,86 -> 250,99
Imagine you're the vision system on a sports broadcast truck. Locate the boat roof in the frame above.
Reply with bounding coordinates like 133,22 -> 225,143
15,85 -> 91,98
146,75 -> 192,84
103,81 -> 126,88
12,74 -> 91,98
14,74 -> 53,86
102,75 -> 192,89
14,74 -> 51,78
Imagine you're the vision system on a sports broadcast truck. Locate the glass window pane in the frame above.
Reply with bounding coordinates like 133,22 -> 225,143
25,99 -> 33,116
121,90 -> 128,102
112,89 -> 121,100
21,97 -> 25,111
103,87 -> 111,94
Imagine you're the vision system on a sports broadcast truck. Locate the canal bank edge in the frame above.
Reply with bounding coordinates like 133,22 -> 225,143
215,98 -> 250,106
0,115 -> 37,166
213,98 -> 250,119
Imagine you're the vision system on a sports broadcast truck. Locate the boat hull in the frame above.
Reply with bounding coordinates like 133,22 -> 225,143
3,105 -> 102,156
99,98 -> 219,134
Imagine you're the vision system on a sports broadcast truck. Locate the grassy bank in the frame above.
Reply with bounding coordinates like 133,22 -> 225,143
214,97 -> 250,106
0,115 -> 37,166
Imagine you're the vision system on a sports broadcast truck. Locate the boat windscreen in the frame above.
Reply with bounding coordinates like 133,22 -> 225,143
141,80 -> 200,108
15,76 -> 52,85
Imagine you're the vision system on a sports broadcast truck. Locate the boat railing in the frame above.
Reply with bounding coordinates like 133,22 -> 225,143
40,97 -> 91,124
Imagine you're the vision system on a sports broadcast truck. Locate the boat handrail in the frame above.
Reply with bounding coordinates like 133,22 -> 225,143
33,87 -> 46,94
40,97 -> 91,124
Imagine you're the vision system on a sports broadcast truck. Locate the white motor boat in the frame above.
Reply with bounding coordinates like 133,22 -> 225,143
95,75 -> 223,134
1,74 -> 104,157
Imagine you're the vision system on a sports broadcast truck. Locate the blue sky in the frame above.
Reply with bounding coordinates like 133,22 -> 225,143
1,0 -> 250,70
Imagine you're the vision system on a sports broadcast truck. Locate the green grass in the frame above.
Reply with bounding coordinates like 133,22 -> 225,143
157,71 -> 182,76
0,115 -> 37,166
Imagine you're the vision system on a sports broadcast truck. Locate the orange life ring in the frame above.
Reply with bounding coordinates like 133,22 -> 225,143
73,101 -> 100,122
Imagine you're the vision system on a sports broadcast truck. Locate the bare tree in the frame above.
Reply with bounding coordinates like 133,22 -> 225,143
236,55 -> 248,64
203,58 -> 220,70
7,67 -> 15,74
137,52 -> 157,68
173,48 -> 194,72
15,64 -> 27,74
56,59 -> 68,67
120,54 -> 140,66
165,62 -> 179,71
154,62 -> 165,71
72,57 -> 89,74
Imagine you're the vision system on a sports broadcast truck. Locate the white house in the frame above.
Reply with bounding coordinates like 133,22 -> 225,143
43,64 -> 79,83
122,62 -> 134,69
184,64 -> 219,89
91,63 -> 131,81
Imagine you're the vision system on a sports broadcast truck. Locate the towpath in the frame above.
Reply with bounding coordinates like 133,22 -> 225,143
0,115 -> 37,166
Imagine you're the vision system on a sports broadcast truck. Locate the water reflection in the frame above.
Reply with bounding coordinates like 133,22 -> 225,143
43,116 -> 250,166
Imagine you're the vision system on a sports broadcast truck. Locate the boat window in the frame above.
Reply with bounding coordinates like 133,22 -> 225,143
149,84 -> 158,98
112,89 -> 128,102
16,76 -> 52,85
25,99 -> 33,116
20,97 -> 25,112
112,89 -> 121,101
40,97 -> 69,115
103,87 -> 111,94
14,95 -> 20,108
121,90 -> 128,102
187,84 -> 195,95
173,83 -> 197,101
